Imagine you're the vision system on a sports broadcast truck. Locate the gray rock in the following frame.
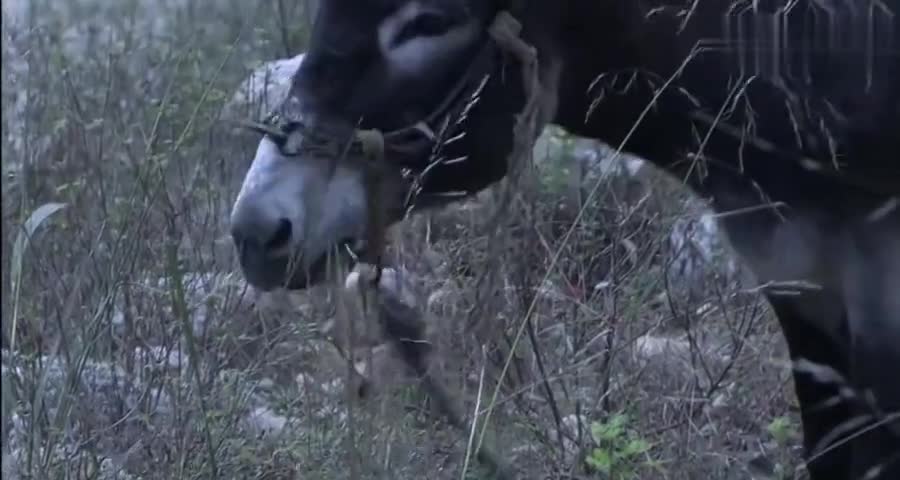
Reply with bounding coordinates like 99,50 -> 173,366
243,406 -> 288,437
225,53 -> 306,123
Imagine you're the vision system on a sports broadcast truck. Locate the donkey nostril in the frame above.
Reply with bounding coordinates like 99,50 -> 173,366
266,218 -> 293,251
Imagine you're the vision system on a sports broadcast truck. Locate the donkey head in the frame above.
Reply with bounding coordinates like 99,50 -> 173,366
230,0 -> 542,290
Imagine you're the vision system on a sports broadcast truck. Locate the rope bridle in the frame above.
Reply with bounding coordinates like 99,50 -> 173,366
356,9 -> 539,281
240,5 -> 541,285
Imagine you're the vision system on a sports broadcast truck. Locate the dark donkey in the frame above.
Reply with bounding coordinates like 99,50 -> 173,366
229,0 -> 900,478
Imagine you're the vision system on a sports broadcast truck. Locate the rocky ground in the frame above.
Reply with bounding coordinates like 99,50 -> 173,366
2,2 -> 804,479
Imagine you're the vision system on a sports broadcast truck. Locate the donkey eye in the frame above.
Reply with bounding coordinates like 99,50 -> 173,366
393,13 -> 453,45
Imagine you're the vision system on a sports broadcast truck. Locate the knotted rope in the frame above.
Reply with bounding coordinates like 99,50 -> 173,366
343,9 -> 544,480
354,128 -> 389,285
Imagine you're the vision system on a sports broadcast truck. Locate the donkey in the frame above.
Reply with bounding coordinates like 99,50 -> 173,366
229,1 -> 900,478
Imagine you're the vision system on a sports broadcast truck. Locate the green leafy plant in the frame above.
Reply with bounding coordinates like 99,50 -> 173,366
766,415 -> 795,446
585,413 -> 655,479
765,415 -> 800,480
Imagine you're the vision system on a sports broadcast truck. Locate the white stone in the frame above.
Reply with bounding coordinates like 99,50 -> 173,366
244,406 -> 287,436
225,53 -> 306,122
633,334 -> 691,361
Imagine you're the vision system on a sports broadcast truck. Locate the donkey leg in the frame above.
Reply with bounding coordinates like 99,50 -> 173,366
767,294 -> 854,480
842,216 -> 900,480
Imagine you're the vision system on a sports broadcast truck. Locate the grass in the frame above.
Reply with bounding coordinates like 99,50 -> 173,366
2,1 -> 805,479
